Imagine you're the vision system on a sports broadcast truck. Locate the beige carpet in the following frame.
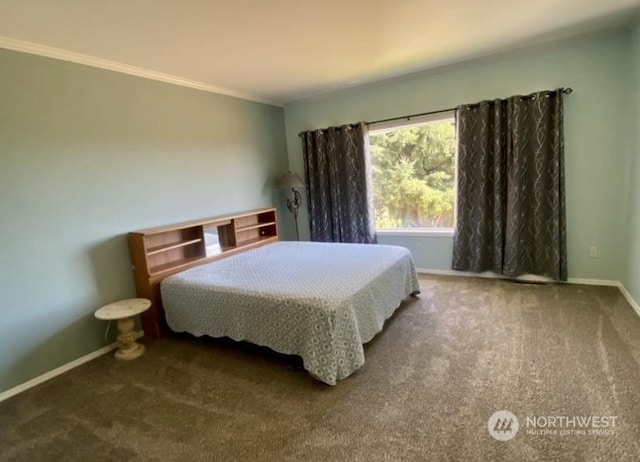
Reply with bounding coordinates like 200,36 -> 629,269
2,275 -> 640,461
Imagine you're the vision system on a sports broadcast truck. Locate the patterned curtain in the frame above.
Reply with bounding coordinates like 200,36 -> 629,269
452,89 -> 567,280
300,122 -> 376,243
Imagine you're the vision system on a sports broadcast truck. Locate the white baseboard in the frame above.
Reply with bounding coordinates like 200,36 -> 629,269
417,268 -> 640,317
617,284 -> 640,318
0,330 -> 144,403
566,278 -> 620,287
416,268 -> 619,286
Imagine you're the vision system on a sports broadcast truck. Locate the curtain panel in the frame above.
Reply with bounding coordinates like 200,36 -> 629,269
452,89 -> 567,281
300,122 -> 376,243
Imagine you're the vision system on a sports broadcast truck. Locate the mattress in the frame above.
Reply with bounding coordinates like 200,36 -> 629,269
161,241 -> 420,384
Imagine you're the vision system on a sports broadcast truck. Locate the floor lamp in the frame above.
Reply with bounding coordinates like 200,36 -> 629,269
278,171 -> 305,240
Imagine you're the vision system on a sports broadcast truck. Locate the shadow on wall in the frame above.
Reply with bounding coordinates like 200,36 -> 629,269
87,235 -> 137,306
88,234 -> 143,337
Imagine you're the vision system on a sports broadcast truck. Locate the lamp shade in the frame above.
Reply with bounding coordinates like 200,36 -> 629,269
278,171 -> 305,189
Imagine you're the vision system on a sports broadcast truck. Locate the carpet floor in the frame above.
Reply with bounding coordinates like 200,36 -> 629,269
2,275 -> 640,461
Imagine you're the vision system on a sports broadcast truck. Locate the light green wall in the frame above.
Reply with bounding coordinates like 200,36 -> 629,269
2,28 -> 638,395
626,25 -> 640,303
0,49 -> 288,393
284,31 -> 632,279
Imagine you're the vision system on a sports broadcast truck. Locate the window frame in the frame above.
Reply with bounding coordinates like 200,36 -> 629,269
369,111 -> 457,237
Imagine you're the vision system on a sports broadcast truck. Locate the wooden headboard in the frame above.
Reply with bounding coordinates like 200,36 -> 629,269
128,208 -> 279,337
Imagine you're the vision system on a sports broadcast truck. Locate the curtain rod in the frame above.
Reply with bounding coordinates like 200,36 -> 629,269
365,87 -> 573,126
366,107 -> 454,126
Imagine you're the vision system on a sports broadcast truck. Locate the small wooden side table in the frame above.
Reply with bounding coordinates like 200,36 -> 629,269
95,298 -> 151,360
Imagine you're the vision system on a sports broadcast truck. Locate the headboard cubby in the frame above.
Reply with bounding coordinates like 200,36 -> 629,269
128,208 -> 279,337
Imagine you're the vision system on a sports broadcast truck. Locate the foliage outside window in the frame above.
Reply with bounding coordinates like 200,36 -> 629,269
370,116 -> 456,230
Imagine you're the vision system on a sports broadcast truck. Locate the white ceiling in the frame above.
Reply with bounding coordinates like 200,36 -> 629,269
1,0 -> 639,105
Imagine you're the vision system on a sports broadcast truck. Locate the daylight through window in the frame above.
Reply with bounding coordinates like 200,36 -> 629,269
369,113 -> 456,231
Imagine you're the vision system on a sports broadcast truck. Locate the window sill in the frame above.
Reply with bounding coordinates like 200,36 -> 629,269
376,228 -> 454,237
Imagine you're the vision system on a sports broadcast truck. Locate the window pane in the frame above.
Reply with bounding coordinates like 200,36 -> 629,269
370,118 -> 456,229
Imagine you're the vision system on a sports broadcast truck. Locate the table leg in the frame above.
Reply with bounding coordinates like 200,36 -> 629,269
114,316 -> 146,360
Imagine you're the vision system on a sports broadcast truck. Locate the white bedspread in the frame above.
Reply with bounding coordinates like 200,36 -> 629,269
161,241 -> 419,385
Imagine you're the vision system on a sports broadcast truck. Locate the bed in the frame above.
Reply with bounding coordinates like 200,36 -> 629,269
160,241 -> 419,385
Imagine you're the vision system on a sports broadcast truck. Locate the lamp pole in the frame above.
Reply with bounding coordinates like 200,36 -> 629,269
287,188 -> 302,241
278,171 -> 305,241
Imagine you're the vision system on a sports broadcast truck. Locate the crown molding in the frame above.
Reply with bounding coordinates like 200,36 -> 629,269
0,36 -> 281,107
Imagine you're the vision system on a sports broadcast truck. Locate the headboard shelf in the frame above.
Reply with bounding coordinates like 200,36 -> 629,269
147,255 -> 205,276
146,238 -> 203,256
128,207 -> 279,337
235,220 -> 277,233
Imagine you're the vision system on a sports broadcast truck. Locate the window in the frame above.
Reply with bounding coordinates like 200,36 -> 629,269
369,112 -> 456,234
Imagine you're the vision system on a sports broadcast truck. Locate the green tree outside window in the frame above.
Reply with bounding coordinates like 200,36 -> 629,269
370,119 -> 456,229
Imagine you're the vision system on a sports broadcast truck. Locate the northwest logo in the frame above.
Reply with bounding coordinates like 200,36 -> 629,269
494,417 -> 514,433
488,410 -> 520,441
